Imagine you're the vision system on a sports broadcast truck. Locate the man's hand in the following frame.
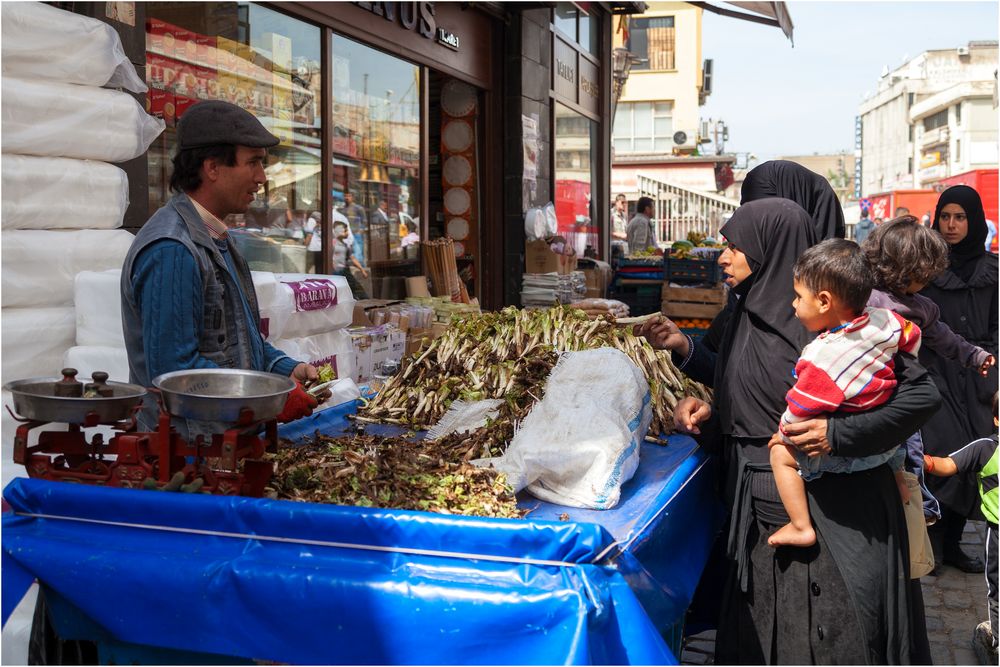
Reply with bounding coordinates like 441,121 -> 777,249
635,316 -> 690,356
777,417 -> 831,458
980,354 -> 995,377
278,381 -> 319,423
292,363 -> 332,403
673,397 -> 712,435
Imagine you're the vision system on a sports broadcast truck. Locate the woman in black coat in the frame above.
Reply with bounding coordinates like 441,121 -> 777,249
642,198 -> 941,664
920,185 -> 999,573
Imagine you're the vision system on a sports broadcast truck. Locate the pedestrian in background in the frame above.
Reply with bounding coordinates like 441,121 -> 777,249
626,196 -> 657,254
855,206 -> 875,243
611,193 -> 629,256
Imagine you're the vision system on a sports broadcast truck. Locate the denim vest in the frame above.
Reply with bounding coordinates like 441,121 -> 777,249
121,194 -> 263,432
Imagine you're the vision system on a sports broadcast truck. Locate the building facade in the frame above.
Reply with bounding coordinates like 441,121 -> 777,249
858,41 -> 998,197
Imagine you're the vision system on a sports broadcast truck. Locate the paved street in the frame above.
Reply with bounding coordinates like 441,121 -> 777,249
680,521 -> 992,665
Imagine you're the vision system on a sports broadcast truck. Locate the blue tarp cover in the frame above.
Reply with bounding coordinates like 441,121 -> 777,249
2,404 -> 723,665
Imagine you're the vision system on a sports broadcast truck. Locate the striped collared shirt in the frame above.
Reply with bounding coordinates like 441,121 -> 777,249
188,195 -> 229,240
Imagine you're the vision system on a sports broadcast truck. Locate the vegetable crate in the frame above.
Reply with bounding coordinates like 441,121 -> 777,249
661,285 -> 726,320
613,279 -> 663,317
664,257 -> 722,285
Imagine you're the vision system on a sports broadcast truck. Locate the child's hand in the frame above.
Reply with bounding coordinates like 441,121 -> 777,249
979,355 -> 995,377
923,454 -> 935,472
767,432 -> 784,449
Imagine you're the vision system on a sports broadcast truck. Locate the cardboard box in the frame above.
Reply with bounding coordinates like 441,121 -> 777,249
348,330 -> 373,384
578,258 -> 612,299
352,299 -> 405,327
525,240 -> 574,275
406,327 -> 431,356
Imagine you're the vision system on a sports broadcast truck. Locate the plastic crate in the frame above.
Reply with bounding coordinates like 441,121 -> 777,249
664,257 -> 722,284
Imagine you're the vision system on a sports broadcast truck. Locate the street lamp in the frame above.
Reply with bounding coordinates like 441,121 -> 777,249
611,47 -> 639,120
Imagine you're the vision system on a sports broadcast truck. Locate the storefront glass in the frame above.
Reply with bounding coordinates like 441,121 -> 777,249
331,35 -> 421,300
144,2 -> 322,273
554,103 -> 598,255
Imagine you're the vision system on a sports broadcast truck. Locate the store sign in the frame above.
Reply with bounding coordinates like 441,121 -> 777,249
553,37 -> 577,102
354,2 -> 438,41
437,27 -> 459,50
920,151 -> 941,168
578,57 -> 599,116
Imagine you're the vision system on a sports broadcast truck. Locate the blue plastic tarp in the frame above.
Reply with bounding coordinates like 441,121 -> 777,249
2,404 -> 724,665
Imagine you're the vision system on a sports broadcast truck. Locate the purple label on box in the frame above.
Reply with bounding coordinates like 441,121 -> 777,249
286,279 -> 338,312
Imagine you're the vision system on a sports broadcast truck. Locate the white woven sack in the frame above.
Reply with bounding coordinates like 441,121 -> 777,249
1,77 -> 164,162
252,271 -> 294,341
2,306 -> 76,382
273,273 -> 356,339
1,2 -> 146,93
486,347 -> 652,509
74,270 -> 125,346
2,230 -> 134,308
62,346 -> 130,383
2,155 -> 128,230
272,329 -> 355,381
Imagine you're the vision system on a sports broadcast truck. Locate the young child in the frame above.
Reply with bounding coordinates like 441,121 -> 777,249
769,238 -> 921,547
863,216 -> 996,526
924,393 -> 998,664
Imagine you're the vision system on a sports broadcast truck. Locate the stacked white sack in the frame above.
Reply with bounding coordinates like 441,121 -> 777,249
2,156 -> 129,230
2,307 -> 76,380
272,330 -> 355,382
252,271 -> 294,341
74,270 -> 125,346
1,2 -> 146,93
1,78 -> 164,162
3,230 -> 134,308
273,273 -> 356,339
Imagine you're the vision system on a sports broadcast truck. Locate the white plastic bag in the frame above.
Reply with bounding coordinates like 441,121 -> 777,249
272,329 -> 354,381
485,348 -> 652,509
524,207 -> 545,242
252,271 -> 294,341
1,2 -> 146,93
1,77 -> 164,162
2,155 -> 129,230
273,273 -> 356,339
62,345 -> 130,383
74,270 -> 125,346
1,306 -> 76,382
543,202 -> 559,237
2,230 -> 134,308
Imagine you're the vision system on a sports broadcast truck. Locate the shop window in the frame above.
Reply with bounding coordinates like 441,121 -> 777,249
144,2 -> 322,273
555,103 -> 598,256
612,101 -> 673,154
555,3 -> 600,55
629,17 -> 675,71
331,34 -> 421,299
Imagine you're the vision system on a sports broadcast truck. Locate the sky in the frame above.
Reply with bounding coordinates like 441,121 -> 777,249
699,0 -> 999,158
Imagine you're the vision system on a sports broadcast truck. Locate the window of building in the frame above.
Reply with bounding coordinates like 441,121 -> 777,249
955,102 -> 962,124
907,92 -> 915,107
923,108 -> 949,131
629,17 -> 675,70
908,157 -> 913,174
144,2 -> 322,273
908,124 -> 913,142
555,103 -> 598,255
554,3 -> 599,55
612,101 -> 673,153
956,139 -> 961,161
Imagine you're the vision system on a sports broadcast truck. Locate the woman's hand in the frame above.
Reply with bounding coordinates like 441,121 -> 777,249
980,354 -> 995,377
778,417 -> 831,457
673,397 -> 712,435
635,316 -> 690,356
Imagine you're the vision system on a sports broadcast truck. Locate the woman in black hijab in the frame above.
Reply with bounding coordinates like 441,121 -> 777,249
920,185 -> 999,572
740,159 -> 847,240
642,198 -> 941,664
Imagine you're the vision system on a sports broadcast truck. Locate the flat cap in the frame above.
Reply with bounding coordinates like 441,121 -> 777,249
177,100 -> 279,150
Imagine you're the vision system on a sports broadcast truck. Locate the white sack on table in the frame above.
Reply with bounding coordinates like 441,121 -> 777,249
74,270 -> 125,346
2,155 -> 129,230
252,271 -> 294,341
62,346 -> 130,383
1,77 -> 164,162
1,306 -> 76,382
1,2 -> 146,93
482,347 -> 652,510
273,273 -> 356,339
272,329 -> 354,382
2,230 -> 134,308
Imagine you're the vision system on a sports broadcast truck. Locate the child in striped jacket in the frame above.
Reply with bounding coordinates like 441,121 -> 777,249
769,239 -> 921,548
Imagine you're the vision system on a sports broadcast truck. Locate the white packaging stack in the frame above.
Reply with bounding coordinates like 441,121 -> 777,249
1,307 -> 77,381
253,271 -> 294,341
74,270 -> 125,346
2,230 -> 135,308
272,330 -> 355,382
273,273 -> 356,339
1,2 -> 147,92
62,346 -> 130,383
2,155 -> 129,230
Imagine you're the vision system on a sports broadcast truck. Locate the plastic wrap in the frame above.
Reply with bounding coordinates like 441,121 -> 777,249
2,230 -> 134,308
1,77 -> 164,162
61,346 -> 130,383
1,306 -> 76,382
2,155 -> 128,230
74,270 -> 125,346
273,273 -> 356,339
1,3 -> 146,93
272,329 -> 354,381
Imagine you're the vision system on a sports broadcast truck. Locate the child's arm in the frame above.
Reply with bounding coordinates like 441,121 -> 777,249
923,454 -> 959,477
779,358 -> 844,444
911,295 -> 994,374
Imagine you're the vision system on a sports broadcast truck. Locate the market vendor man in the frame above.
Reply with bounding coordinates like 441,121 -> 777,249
121,100 -> 330,433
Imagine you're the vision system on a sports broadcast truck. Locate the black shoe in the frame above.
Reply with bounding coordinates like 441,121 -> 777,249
944,549 -> 985,573
973,621 -> 998,666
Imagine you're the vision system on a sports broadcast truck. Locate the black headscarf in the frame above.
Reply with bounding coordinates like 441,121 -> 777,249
741,160 -> 846,241
931,185 -> 988,283
715,198 -> 818,438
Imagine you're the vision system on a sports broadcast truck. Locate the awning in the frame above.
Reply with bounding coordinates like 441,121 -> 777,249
688,2 -> 794,44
